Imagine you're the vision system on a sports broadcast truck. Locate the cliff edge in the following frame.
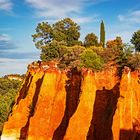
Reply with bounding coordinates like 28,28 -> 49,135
1,61 -> 140,140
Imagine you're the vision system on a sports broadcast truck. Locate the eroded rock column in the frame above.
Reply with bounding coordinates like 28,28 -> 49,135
1,71 -> 44,140
28,70 -> 67,140
64,70 -> 96,140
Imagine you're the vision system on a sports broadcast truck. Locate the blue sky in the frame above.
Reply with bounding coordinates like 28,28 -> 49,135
0,0 -> 140,76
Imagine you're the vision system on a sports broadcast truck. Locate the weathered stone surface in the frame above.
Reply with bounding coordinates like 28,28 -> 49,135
112,70 -> 140,140
64,70 -> 96,140
28,70 -> 67,140
1,71 -> 44,140
1,63 -> 140,140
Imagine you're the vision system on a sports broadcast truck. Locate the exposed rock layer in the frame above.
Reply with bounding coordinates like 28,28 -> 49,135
1,63 -> 140,140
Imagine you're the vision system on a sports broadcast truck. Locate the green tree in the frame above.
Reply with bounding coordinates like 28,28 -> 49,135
0,78 -> 22,135
32,18 -> 81,50
59,45 -> 85,68
106,36 -> 123,48
116,36 -> 123,46
128,53 -> 140,70
32,22 -> 53,49
100,20 -> 105,48
80,48 -> 104,70
84,33 -> 98,47
40,40 -> 67,61
131,29 -> 140,52
32,18 -> 81,62
53,18 -> 81,46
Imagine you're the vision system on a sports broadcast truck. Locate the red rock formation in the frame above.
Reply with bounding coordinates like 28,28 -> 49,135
1,62 -> 140,140
112,68 -> 140,140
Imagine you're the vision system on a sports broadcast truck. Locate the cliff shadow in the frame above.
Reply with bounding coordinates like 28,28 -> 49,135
19,74 -> 44,140
16,73 -> 33,105
87,83 -> 120,140
52,68 -> 82,140
120,129 -> 140,140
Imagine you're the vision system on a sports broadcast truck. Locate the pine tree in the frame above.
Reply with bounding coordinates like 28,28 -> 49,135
100,20 -> 105,48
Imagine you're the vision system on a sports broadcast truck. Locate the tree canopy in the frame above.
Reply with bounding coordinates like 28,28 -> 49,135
80,48 -> 104,70
106,36 -> 123,48
100,20 -> 105,48
0,78 -> 22,135
32,18 -> 81,49
84,33 -> 98,47
131,29 -> 140,52
32,22 -> 53,49
32,17 -> 140,72
52,18 -> 81,46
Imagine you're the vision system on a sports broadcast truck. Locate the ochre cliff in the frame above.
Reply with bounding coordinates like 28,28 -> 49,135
1,62 -> 140,140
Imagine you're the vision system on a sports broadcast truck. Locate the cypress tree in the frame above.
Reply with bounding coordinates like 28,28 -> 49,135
100,20 -> 105,48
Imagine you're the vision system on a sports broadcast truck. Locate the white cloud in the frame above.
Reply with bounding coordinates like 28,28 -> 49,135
106,21 -> 138,44
72,15 -> 99,24
107,30 -> 132,44
0,34 -> 11,41
0,34 -> 16,50
0,0 -> 13,11
109,9 -> 140,43
38,15 -> 98,25
25,0 -> 107,18
0,58 -> 35,76
25,0 -> 81,18
118,10 -> 140,24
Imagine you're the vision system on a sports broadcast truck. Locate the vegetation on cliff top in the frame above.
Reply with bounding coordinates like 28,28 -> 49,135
32,18 -> 140,71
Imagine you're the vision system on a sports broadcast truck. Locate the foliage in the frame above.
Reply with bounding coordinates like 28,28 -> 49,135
99,43 -> 132,63
131,29 -> 140,52
90,46 -> 104,55
127,53 -> 140,70
52,18 -> 81,46
80,48 -> 104,70
99,46 -> 120,63
32,18 -> 81,50
4,74 -> 25,79
40,39 -> 69,61
32,18 -> 140,72
100,37 -> 124,63
32,22 -> 53,49
100,20 -> 105,48
115,44 -> 133,68
115,45 -> 135,75
40,41 -> 60,61
84,33 -> 98,47
106,36 -> 123,48
59,45 -> 85,68
0,78 -> 21,135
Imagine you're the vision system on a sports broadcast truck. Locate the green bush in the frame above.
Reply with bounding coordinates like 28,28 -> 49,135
59,45 -> 85,68
40,45 -> 60,61
80,48 -> 104,70
127,54 -> 140,70
84,33 -> 98,47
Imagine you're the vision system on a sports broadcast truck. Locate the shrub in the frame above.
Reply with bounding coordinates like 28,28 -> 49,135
84,33 -> 98,47
59,45 -> 85,68
127,54 -> 140,70
40,45 -> 60,61
80,48 -> 104,70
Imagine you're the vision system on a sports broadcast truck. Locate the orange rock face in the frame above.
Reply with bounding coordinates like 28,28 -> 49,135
112,69 -> 140,140
1,63 -> 140,140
